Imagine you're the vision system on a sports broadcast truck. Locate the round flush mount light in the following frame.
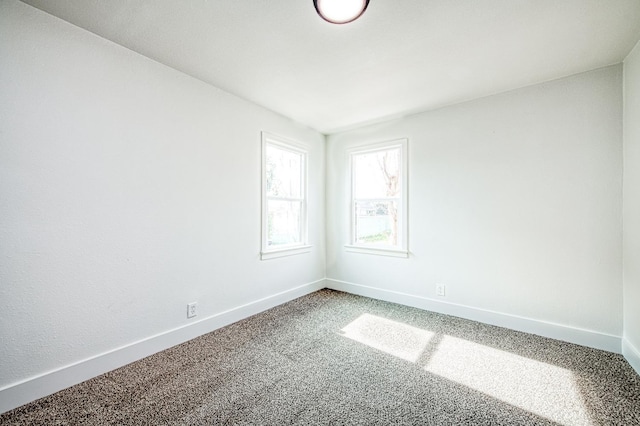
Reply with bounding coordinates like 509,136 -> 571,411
314,0 -> 370,24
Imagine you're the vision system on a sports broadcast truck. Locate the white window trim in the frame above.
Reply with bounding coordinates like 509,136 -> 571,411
346,138 -> 409,258
261,132 -> 310,260
261,245 -> 312,260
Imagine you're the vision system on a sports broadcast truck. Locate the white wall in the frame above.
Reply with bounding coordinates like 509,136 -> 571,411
0,0 -> 325,412
623,41 -> 640,373
326,66 -> 623,350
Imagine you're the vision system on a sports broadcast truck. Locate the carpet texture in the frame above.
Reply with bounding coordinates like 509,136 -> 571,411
1,289 -> 639,425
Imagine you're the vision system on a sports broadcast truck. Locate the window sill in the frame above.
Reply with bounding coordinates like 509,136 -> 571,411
345,245 -> 409,258
261,245 -> 312,260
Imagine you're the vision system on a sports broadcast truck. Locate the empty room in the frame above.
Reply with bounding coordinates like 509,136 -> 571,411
1,0 -> 640,424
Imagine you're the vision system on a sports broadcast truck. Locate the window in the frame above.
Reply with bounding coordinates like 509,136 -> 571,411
347,139 -> 408,257
261,132 -> 310,260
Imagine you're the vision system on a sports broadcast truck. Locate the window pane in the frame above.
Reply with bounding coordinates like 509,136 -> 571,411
266,145 -> 302,198
354,148 -> 400,199
355,200 -> 399,246
267,200 -> 302,247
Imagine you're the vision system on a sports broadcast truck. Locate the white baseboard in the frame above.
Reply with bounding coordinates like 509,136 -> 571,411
326,278 -> 622,354
622,338 -> 640,376
0,279 -> 325,415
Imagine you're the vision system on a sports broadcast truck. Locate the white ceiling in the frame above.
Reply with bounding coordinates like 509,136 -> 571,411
20,0 -> 640,134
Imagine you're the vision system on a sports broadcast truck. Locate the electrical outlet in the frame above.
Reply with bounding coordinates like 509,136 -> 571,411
187,302 -> 197,318
436,284 -> 446,297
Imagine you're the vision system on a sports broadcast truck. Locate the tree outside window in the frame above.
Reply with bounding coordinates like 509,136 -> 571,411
349,139 -> 408,257
261,132 -> 309,260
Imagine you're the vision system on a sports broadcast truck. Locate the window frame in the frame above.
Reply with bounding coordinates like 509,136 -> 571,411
261,132 -> 311,260
346,138 -> 409,258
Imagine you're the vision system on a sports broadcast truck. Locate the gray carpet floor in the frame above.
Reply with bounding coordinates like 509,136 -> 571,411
1,289 -> 639,425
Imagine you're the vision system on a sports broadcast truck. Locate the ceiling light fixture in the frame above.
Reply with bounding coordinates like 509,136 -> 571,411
314,0 -> 370,24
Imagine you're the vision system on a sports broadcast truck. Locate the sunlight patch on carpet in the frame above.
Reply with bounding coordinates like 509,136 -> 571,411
339,313 -> 434,362
424,335 -> 592,425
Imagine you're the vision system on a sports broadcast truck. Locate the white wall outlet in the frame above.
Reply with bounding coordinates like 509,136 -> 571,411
187,302 -> 197,318
436,283 -> 446,297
